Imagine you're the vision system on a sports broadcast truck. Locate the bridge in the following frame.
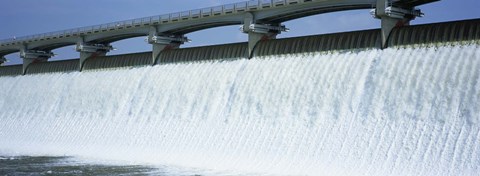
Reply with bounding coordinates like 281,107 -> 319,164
0,0 -> 438,74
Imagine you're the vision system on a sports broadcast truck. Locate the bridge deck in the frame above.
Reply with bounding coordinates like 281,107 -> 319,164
0,0 -> 437,57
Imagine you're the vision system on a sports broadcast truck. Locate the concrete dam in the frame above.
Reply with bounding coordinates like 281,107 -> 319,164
1,16 -> 480,175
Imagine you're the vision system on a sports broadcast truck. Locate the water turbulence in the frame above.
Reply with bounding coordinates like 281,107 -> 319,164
1,21 -> 480,175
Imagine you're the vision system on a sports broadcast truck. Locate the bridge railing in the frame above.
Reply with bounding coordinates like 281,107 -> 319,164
0,0 -> 317,47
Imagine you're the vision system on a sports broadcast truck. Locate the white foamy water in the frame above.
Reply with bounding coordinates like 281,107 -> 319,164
0,44 -> 479,175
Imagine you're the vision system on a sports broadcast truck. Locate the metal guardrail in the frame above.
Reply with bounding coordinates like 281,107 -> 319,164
0,0 -> 314,46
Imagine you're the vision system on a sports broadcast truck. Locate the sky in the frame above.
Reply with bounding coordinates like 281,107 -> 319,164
0,0 -> 479,65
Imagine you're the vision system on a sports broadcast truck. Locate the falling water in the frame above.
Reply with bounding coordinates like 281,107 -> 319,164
0,44 -> 479,175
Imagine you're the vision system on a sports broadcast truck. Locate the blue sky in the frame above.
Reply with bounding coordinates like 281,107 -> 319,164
1,0 -> 479,65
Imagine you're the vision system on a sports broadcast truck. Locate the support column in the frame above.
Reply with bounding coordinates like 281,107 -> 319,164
76,38 -> 112,71
372,0 -> 423,48
148,27 -> 189,64
20,48 -> 54,74
0,56 -> 6,65
242,12 -> 288,58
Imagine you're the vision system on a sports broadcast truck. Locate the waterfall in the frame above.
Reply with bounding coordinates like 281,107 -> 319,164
0,44 -> 479,175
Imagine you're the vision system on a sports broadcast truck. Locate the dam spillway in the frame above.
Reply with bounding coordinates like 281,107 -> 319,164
0,19 -> 479,175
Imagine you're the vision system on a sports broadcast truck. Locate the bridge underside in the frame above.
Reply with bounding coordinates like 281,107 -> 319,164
89,33 -> 147,44
34,43 -> 75,52
262,5 -> 371,23
393,0 -> 439,8
168,22 -> 241,35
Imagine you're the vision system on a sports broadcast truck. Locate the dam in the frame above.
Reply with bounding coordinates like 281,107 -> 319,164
0,18 -> 479,175
1,0 -> 480,175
